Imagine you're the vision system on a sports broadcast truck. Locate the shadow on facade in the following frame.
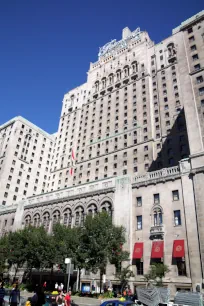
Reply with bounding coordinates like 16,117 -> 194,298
148,108 -> 190,172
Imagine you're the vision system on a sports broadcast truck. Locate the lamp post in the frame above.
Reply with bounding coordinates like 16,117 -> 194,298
65,258 -> 72,292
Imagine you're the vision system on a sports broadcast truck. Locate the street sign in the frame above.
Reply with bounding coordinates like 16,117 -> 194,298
65,258 -> 71,264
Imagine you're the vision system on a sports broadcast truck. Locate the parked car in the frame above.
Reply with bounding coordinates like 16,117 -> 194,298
100,300 -> 141,306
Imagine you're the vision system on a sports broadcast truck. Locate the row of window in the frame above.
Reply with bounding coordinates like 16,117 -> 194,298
136,190 -> 179,207
136,209 -> 181,230
135,258 -> 186,276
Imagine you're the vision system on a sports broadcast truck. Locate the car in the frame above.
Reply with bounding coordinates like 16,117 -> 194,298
100,300 -> 141,306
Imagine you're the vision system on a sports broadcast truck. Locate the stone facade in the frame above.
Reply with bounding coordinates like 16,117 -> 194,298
1,10 -> 204,295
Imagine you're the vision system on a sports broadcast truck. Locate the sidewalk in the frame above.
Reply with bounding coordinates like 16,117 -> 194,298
71,296 -> 101,306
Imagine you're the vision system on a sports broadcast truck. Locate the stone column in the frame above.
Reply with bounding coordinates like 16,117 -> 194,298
113,176 -> 133,264
179,159 -> 202,291
12,200 -> 25,232
191,170 -> 204,286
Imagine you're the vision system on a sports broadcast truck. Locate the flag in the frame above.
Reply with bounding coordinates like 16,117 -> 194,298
70,148 -> 75,176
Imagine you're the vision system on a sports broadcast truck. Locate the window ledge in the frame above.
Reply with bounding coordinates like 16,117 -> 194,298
190,66 -> 204,75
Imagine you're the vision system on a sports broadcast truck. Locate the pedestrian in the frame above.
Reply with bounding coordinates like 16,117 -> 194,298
55,282 -> 58,291
31,286 -> 45,306
0,282 -> 5,306
64,291 -> 71,306
43,282 -> 47,289
60,283 -> 64,291
9,284 -> 20,306
56,291 -> 64,306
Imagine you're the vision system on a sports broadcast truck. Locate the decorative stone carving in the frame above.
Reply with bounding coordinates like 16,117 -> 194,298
98,28 -> 141,58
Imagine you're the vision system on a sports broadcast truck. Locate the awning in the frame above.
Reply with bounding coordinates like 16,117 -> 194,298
151,241 -> 164,258
173,239 -> 185,258
133,242 -> 143,259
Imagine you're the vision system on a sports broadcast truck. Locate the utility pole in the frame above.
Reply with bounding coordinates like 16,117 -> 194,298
65,258 -> 72,292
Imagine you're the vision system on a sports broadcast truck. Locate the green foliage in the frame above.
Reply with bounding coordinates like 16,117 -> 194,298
81,212 -> 128,271
0,235 -> 8,275
101,291 -> 114,298
144,263 -> 170,287
0,212 -> 128,286
115,265 -> 134,293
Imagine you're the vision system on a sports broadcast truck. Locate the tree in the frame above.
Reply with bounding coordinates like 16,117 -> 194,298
115,265 -> 134,293
6,230 -> 28,281
81,212 -> 128,292
0,235 -> 8,279
52,223 -> 89,290
24,226 -> 56,270
144,263 -> 170,287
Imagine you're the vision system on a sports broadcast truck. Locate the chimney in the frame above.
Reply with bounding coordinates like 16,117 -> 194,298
122,27 -> 132,39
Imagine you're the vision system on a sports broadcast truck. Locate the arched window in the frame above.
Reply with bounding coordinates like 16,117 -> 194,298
63,208 -> 72,227
132,61 -> 138,73
33,213 -> 40,227
87,204 -> 98,217
124,65 -> 129,77
53,210 -> 60,225
95,81 -> 99,92
25,134 -> 32,141
153,207 -> 163,226
42,212 -> 50,231
74,206 -> 84,227
116,70 -> 121,81
102,78 -> 106,89
25,215 -> 31,227
167,43 -> 176,58
108,74 -> 114,85
101,201 -> 112,217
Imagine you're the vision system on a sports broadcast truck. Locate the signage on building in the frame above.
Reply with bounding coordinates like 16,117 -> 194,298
98,27 -> 141,58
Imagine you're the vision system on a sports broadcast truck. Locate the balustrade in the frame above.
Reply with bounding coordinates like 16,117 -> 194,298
133,166 -> 180,183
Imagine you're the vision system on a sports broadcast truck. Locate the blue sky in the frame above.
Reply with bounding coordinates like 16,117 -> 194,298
0,0 -> 203,134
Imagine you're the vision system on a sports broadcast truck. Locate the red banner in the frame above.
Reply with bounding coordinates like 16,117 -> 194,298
173,240 -> 185,258
132,242 -> 143,259
151,241 -> 164,258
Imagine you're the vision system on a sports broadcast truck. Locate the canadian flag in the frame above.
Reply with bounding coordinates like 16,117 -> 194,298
70,148 -> 75,176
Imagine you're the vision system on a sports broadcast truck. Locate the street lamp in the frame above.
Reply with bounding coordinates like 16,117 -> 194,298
65,258 -> 72,292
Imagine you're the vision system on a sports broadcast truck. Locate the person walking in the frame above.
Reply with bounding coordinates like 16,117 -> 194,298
64,291 -> 71,306
56,291 -> 64,306
9,284 -> 20,306
31,286 -> 45,306
0,282 -> 5,306
55,282 -> 58,291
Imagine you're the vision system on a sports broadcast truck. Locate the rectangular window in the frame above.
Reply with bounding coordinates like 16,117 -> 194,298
199,87 -> 204,96
177,260 -> 186,276
172,190 -> 179,201
191,45 -> 196,51
174,210 -> 181,226
136,197 -> 142,207
154,193 -> 160,204
137,216 -> 142,230
136,262 -> 143,275
194,64 -> 201,71
197,76 -> 203,84
189,36 -> 195,42
192,54 -> 199,61
134,166 -> 138,172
